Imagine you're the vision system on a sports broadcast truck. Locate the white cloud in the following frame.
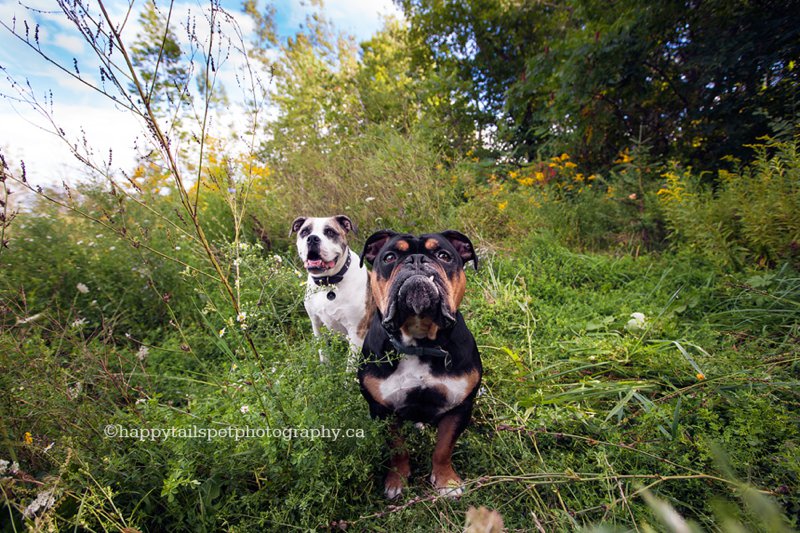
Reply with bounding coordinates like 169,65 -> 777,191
277,0 -> 402,41
0,99 -> 144,186
52,33 -> 86,56
324,0 -> 403,39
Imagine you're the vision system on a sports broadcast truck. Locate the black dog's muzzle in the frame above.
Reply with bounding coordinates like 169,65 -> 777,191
382,256 -> 456,332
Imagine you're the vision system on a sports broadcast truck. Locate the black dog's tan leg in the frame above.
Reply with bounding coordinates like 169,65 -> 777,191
385,421 -> 410,500
430,410 -> 469,497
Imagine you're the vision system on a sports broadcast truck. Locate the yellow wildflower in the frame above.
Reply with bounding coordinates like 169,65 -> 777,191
498,201 -> 508,211
615,149 -> 633,164
24,432 -> 33,445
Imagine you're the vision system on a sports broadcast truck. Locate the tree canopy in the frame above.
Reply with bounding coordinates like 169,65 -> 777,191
397,0 -> 800,169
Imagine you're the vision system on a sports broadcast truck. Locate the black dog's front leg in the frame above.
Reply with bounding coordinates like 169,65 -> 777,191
384,419 -> 410,500
430,404 -> 472,497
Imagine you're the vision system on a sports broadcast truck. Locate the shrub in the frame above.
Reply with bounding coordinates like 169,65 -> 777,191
658,136 -> 800,269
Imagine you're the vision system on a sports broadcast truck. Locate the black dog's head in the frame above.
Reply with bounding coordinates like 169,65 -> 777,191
360,230 -> 477,339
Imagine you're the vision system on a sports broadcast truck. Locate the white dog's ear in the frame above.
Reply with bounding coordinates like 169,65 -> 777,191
335,215 -> 357,235
289,216 -> 307,237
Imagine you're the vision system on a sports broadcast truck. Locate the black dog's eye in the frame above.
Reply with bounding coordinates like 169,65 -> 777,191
383,252 -> 397,264
324,228 -> 337,238
436,250 -> 452,262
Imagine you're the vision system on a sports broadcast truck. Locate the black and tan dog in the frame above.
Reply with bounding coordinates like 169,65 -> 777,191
358,229 -> 482,499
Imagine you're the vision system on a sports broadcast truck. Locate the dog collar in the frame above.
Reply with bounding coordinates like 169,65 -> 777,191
311,253 -> 351,287
388,335 -> 450,361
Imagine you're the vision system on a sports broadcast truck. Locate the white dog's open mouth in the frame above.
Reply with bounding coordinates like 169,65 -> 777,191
305,258 -> 337,270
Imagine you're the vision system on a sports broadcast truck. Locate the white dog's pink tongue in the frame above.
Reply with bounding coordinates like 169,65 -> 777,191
305,259 -> 335,270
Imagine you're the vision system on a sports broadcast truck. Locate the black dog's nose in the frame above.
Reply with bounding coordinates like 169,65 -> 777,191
307,235 -> 320,245
404,254 -> 429,269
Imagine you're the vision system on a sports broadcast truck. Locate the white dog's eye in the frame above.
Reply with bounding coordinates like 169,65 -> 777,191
383,252 -> 397,264
436,250 -> 452,262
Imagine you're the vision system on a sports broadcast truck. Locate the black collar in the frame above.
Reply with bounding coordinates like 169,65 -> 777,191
311,253 -> 351,286
388,334 -> 450,360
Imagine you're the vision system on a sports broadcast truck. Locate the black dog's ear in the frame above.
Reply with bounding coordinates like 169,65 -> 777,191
335,215 -> 357,235
441,230 -> 478,271
289,216 -> 307,238
360,230 -> 397,267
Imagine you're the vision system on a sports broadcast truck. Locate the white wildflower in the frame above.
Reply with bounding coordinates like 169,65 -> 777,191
76,283 -> 89,294
70,318 -> 87,328
365,196 -> 376,202
136,345 -> 149,361
218,327 -> 226,337
175,246 -> 181,250
23,489 -> 56,518
273,255 -> 282,264
625,312 -> 647,333
236,312 -> 247,323
0,459 -> 8,474
240,405 -> 250,414
66,382 -> 82,400
10,462 -> 19,474
109,246 -> 116,251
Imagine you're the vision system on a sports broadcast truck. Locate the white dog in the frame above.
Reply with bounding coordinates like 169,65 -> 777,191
290,215 -> 369,365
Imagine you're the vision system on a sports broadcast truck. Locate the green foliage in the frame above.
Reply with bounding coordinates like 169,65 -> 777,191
253,123 -> 471,248
399,0 -> 800,169
658,137 -> 800,269
3,196 -> 799,530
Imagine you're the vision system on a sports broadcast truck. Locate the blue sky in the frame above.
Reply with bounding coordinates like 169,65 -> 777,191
0,0 -> 401,184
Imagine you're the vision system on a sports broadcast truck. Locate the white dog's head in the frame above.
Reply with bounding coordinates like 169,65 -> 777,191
290,215 -> 357,276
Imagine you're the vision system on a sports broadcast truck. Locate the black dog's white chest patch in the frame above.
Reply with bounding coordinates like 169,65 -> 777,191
379,357 -> 471,414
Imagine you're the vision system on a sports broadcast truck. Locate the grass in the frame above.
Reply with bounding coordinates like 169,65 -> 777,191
1,217 -> 798,531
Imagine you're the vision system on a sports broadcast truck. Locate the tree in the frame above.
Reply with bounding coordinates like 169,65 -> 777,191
130,1 -> 192,116
398,0 -> 800,169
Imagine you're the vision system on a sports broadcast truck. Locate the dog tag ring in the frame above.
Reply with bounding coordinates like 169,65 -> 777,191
327,290 -> 336,300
